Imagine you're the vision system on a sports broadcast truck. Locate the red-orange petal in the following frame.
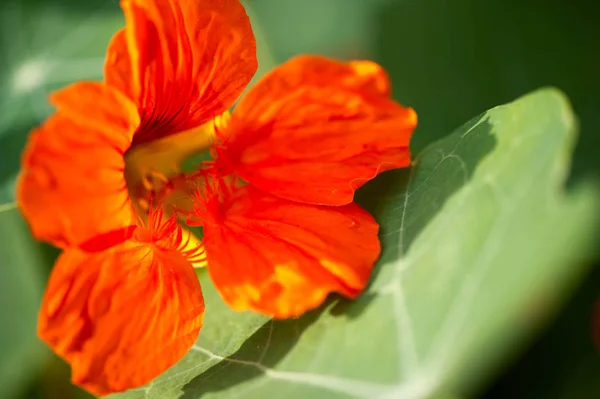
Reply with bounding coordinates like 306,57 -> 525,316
105,0 -> 257,145
199,184 -> 380,318
216,55 -> 417,206
38,221 -> 204,396
17,82 -> 140,248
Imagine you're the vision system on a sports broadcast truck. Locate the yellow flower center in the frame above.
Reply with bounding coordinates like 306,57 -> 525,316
122,112 -> 229,267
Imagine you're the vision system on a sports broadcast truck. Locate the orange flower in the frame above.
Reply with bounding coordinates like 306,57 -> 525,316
17,0 -> 416,395
192,56 -> 417,317
18,0 -> 255,395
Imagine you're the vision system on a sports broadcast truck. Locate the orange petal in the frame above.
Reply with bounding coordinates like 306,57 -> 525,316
17,82 -> 139,248
105,29 -> 136,99
105,0 -> 257,145
200,184 -> 380,318
216,55 -> 417,206
38,218 -> 204,396
49,81 -> 140,135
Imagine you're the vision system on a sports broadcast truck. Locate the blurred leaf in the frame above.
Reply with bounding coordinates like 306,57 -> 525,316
0,0 -> 123,205
486,264 -> 600,399
248,0 -> 382,60
108,88 -> 599,399
377,0 -> 600,180
0,206 -> 54,399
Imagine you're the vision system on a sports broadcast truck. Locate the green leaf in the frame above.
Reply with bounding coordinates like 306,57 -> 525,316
108,88 -> 600,399
0,206 -> 55,398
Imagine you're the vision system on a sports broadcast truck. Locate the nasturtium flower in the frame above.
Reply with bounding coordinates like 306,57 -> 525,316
16,0 -> 416,395
19,0 -> 254,394
197,55 -> 416,316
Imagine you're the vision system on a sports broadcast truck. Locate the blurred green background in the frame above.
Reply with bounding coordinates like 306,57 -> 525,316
0,0 -> 598,398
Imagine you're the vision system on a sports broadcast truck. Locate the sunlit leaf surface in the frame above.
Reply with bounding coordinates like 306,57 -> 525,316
107,89 -> 599,399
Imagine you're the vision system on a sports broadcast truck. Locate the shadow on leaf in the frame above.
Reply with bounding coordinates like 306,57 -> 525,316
180,299 -> 334,398
354,114 -> 496,297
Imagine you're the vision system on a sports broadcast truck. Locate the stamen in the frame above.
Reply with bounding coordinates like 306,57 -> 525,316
135,204 -> 208,268
120,114 -> 230,269
187,170 -> 243,227
178,227 -> 208,268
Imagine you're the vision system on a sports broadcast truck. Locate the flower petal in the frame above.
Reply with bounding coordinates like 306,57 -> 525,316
200,185 -> 380,318
38,225 -> 204,395
216,55 -> 417,206
17,82 -> 139,248
49,81 -> 140,134
105,0 -> 257,145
